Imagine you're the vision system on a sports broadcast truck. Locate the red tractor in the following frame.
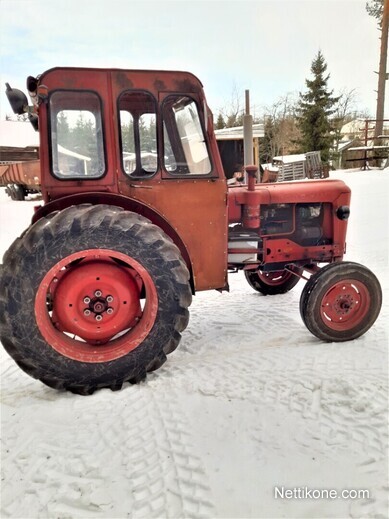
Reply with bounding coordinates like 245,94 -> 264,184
0,68 -> 382,394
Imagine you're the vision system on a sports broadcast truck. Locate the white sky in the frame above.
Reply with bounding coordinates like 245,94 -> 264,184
0,0 -> 386,120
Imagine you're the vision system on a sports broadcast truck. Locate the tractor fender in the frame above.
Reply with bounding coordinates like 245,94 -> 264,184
32,192 -> 195,293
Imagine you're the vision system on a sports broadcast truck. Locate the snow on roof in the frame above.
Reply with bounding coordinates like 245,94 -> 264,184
261,163 -> 279,171
348,145 -> 389,151
273,154 -> 306,164
0,120 -> 39,148
337,139 -> 362,152
215,123 -> 264,140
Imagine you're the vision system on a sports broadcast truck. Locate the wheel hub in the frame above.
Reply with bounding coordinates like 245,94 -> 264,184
320,280 -> 369,329
334,293 -> 354,315
52,259 -> 142,343
86,295 -> 110,316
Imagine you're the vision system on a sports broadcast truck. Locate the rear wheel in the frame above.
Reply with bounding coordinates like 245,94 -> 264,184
300,262 -> 382,342
0,205 -> 192,394
245,268 -> 301,295
7,184 -> 25,201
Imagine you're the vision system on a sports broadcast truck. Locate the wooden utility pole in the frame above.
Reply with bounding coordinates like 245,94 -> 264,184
243,89 -> 253,167
375,0 -> 389,138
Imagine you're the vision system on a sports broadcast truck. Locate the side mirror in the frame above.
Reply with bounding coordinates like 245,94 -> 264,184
5,83 -> 29,115
28,113 -> 39,131
27,76 -> 38,93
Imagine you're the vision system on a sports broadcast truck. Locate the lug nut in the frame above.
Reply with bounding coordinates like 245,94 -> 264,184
95,290 -> 102,297
106,295 -> 114,303
84,309 -> 91,316
83,297 -> 91,304
106,307 -> 114,315
95,314 -> 103,321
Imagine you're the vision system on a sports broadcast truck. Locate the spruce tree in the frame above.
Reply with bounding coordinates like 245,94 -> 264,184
215,113 -> 225,129
296,51 -> 339,162
366,0 -> 384,25
259,117 -> 276,163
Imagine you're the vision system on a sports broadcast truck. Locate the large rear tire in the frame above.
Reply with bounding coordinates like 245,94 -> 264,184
245,268 -> 301,295
0,205 -> 192,394
300,262 -> 382,342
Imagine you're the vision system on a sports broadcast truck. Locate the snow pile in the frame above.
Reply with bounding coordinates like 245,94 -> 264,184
1,169 -> 388,518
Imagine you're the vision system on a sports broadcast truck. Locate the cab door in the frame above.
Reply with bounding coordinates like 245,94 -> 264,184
117,90 -> 228,291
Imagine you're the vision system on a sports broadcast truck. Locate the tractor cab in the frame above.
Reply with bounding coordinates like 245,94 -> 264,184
23,68 -> 229,292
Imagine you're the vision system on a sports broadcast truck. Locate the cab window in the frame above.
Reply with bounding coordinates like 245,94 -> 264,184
119,91 -> 157,178
50,91 -> 105,179
162,96 -> 211,175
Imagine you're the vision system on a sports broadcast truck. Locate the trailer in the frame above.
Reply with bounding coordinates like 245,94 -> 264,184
0,160 -> 41,200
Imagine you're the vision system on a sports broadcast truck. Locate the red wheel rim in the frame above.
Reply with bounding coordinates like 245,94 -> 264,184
320,279 -> 370,331
35,249 -> 158,363
258,270 -> 293,286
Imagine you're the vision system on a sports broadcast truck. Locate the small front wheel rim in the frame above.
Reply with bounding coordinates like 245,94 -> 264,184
258,270 -> 293,286
35,249 -> 158,363
320,279 -> 371,331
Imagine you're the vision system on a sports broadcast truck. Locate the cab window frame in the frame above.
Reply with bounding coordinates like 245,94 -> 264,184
117,89 -> 159,180
161,94 -> 214,178
48,89 -> 107,181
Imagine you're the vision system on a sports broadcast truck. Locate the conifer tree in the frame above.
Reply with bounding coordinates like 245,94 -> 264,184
259,117 -> 276,163
296,51 -> 339,162
215,113 -> 225,129
366,0 -> 384,25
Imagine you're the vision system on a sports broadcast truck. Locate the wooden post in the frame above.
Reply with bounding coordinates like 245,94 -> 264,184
363,119 -> 369,170
375,0 -> 389,139
243,90 -> 253,167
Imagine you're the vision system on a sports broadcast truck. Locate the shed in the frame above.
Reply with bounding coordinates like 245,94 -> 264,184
215,123 -> 264,178
337,139 -> 364,168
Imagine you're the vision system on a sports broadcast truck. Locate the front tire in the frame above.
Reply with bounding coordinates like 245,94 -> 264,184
300,262 -> 382,342
0,205 -> 192,394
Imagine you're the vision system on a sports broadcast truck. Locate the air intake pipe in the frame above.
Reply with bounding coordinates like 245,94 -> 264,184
242,165 -> 260,229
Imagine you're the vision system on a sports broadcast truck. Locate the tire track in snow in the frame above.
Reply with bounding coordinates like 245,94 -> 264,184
155,273 -> 388,466
156,332 -> 388,463
1,384 -> 214,519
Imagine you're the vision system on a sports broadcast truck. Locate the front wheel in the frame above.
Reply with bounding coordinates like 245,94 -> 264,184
300,262 -> 382,342
0,205 -> 192,394
245,268 -> 301,295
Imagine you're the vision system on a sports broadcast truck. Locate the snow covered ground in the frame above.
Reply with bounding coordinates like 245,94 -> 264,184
1,169 -> 388,519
